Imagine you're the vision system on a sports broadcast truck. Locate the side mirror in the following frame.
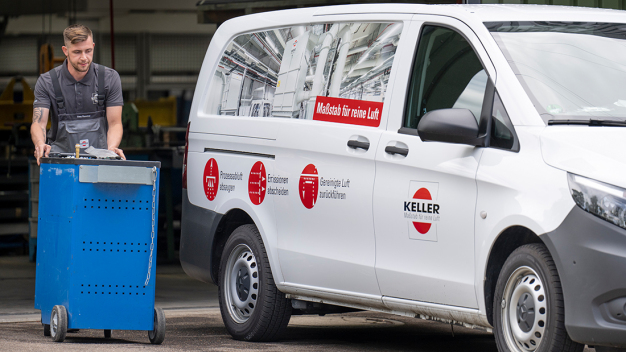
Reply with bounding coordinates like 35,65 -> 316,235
417,108 -> 484,146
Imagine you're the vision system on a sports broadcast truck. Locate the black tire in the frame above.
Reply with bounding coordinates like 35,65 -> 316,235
43,324 -> 50,337
493,243 -> 583,352
50,305 -> 67,342
104,329 -> 111,338
148,308 -> 165,344
218,224 -> 291,341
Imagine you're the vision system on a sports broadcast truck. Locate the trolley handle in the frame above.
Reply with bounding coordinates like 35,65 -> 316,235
48,152 -> 121,160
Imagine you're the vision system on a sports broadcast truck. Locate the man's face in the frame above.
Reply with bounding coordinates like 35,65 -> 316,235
62,37 -> 95,73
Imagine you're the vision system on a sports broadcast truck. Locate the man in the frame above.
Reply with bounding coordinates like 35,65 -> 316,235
31,24 -> 126,164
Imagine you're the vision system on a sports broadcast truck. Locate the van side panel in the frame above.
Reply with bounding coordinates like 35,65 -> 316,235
474,126 -> 575,314
180,189 -> 223,284
185,136 -> 283,286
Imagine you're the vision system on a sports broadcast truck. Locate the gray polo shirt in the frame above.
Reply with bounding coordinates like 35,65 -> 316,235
34,59 -> 123,143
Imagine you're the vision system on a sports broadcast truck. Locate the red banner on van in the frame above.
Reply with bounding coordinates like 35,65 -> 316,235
312,96 -> 383,127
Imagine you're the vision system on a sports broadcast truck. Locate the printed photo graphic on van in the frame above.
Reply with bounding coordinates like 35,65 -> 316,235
206,22 -> 402,126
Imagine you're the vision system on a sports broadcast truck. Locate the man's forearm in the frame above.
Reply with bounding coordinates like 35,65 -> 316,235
30,107 -> 47,146
107,122 -> 123,149
31,107 -> 51,165
105,106 -> 125,159
30,124 -> 46,146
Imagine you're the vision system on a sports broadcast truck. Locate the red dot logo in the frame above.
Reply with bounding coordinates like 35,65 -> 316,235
413,188 -> 432,234
248,161 -> 267,205
203,158 -> 219,201
299,164 -> 318,209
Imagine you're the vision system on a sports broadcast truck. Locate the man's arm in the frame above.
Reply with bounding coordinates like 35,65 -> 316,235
31,107 -> 51,165
106,105 -> 125,159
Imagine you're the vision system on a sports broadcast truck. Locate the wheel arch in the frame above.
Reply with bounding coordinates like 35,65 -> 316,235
484,226 -> 544,326
210,208 -> 255,284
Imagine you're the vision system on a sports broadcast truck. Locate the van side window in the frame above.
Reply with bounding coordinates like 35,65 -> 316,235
404,25 -> 488,129
206,22 -> 403,127
490,92 -> 519,151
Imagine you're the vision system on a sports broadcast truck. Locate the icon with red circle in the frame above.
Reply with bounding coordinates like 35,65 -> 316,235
248,161 -> 267,205
413,188 -> 432,234
299,164 -> 318,209
203,158 -> 219,201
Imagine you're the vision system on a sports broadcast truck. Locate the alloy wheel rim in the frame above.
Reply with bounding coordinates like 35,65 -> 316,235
224,244 -> 259,324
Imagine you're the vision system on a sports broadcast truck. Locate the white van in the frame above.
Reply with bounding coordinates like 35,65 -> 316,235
180,4 -> 626,351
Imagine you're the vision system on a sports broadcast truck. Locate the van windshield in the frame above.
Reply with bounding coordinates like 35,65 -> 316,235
486,22 -> 626,123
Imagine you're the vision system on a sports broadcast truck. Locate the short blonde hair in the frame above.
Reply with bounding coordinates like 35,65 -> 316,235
63,24 -> 93,47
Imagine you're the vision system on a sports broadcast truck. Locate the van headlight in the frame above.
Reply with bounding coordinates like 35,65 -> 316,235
568,173 -> 626,230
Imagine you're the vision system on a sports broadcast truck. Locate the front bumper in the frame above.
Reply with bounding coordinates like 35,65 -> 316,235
543,206 -> 626,348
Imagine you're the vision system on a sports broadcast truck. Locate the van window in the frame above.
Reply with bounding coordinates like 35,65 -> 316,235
206,22 -> 403,127
404,25 -> 488,129
490,92 -> 519,151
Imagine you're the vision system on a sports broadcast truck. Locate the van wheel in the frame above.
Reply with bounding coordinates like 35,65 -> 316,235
218,224 -> 291,341
493,244 -> 583,352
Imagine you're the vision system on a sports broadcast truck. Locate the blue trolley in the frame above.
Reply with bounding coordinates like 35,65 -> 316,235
34,157 -> 165,343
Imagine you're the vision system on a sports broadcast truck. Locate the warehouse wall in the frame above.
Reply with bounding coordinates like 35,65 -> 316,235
0,0 -> 216,100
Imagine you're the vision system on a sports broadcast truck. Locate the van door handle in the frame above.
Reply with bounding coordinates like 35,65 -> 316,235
385,146 -> 409,156
347,140 -> 370,151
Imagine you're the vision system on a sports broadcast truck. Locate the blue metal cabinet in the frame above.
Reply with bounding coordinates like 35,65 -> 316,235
34,158 -> 164,342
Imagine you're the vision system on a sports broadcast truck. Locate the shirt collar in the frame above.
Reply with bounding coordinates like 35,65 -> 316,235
61,58 -> 95,85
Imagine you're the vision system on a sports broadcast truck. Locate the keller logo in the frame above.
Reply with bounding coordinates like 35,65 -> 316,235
203,158 -> 219,201
299,164 -> 318,209
404,181 -> 440,241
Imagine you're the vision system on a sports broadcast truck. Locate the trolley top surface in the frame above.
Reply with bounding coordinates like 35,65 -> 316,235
40,157 -> 161,168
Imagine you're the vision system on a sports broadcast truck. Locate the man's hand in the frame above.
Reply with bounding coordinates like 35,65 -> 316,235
35,143 -> 51,165
108,147 -> 126,160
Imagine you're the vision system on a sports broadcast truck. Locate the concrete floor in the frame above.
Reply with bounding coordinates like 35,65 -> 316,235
0,255 -> 597,351
0,255 -> 217,323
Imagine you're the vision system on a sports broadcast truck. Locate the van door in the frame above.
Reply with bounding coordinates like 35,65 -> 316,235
272,19 -> 408,298
373,17 -> 495,308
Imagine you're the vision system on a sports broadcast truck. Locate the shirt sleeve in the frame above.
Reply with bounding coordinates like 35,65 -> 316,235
33,73 -> 52,109
106,69 -> 124,107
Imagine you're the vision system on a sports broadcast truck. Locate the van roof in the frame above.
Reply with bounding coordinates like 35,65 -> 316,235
319,3 -> 626,21
225,4 -> 626,26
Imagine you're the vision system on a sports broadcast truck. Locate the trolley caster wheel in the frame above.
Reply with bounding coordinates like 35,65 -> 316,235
50,305 -> 67,342
104,329 -> 111,338
43,324 -> 50,337
148,308 -> 165,344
